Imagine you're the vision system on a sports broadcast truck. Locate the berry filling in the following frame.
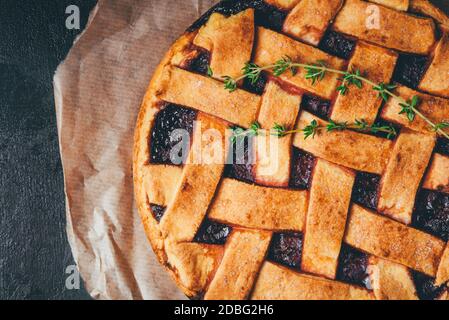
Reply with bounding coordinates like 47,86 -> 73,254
352,172 -> 381,211
300,94 -> 331,120
194,219 -> 232,245
224,135 -> 255,183
267,232 -> 303,269
319,30 -> 356,60
289,148 -> 315,190
150,204 -> 166,223
413,190 -> 449,242
392,54 -> 429,89
436,138 -> 449,157
412,271 -> 447,300
244,73 -> 267,95
183,49 -> 211,76
336,244 -> 370,289
150,104 -> 197,165
188,0 -> 287,33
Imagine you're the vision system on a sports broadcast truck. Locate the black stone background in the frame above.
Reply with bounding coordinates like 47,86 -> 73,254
0,0 -> 97,300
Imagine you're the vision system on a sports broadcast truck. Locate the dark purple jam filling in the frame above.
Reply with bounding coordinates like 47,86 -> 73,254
300,94 -> 331,120
336,245 -> 370,289
436,137 -> 449,157
289,148 -> 315,190
319,30 -> 356,60
243,73 -> 267,95
184,49 -> 211,76
194,219 -> 232,245
370,119 -> 400,140
392,54 -> 429,89
351,172 -> 381,210
412,271 -> 447,300
413,190 -> 449,242
150,204 -> 166,222
150,104 -> 197,165
188,0 -> 287,33
267,232 -> 303,269
224,134 -> 255,183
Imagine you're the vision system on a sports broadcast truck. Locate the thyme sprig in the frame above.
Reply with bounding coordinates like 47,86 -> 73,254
230,119 -> 397,143
222,57 -> 449,140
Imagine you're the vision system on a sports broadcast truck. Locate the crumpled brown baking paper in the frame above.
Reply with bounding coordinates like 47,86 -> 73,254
54,0 -> 218,300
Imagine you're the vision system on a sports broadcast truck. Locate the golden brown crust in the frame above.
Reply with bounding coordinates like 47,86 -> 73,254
133,5 -> 449,300
410,0 -> 449,26
369,0 -> 409,11
156,66 -> 261,128
301,160 -> 355,279
293,111 -> 394,174
140,166 -> 309,232
194,9 -> 254,80
251,262 -> 374,300
419,31 -> 449,98
368,257 -> 419,300
165,241 -> 224,296
254,82 -> 301,187
160,113 -> 227,243
345,205 -> 446,276
378,130 -> 436,225
204,230 -> 272,300
208,179 -> 308,231
333,0 -> 436,54
254,27 -> 345,99
133,33 -> 208,297
142,165 -> 182,206
381,86 -> 449,135
283,0 -> 343,46
423,154 -> 449,194
264,0 -> 300,10
436,243 -> 449,286
331,42 -> 398,124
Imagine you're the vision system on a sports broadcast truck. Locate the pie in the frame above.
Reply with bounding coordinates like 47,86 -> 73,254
133,0 -> 449,300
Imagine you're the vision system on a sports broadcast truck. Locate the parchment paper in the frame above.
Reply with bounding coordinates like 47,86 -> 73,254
54,0 -> 218,300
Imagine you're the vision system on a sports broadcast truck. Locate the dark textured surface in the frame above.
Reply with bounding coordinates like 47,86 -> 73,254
0,0 -> 96,300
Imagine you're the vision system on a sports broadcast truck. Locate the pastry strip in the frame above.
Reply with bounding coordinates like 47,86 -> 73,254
205,230 -> 272,300
368,257 -> 418,300
302,160 -> 355,279
369,0 -> 409,11
143,165 -> 183,206
436,243 -> 449,286
381,86 -> 449,135
254,82 -> 301,187
378,130 -> 435,225
251,262 -> 373,300
293,111 -> 394,174
410,0 -> 449,26
423,154 -> 449,194
208,179 -> 308,231
333,0 -> 436,54
264,0 -> 300,10
254,27 -> 345,99
345,205 -> 446,276
331,42 -> 398,124
164,241 -> 224,297
160,114 -> 227,242
194,9 -> 254,80
283,0 -> 343,46
419,31 -> 449,98
157,66 -> 260,128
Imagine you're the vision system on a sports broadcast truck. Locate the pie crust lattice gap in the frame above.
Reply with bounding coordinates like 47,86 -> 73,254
133,0 -> 449,300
